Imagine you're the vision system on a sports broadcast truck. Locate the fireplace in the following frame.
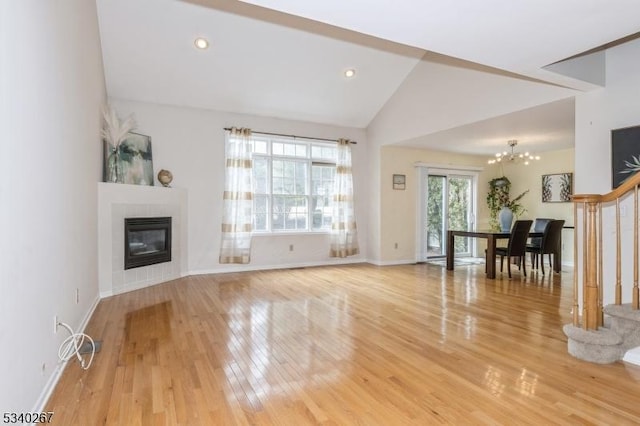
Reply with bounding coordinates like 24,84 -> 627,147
124,217 -> 172,270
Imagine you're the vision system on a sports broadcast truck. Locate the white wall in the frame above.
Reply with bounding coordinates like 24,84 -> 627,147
366,54 -> 579,263
575,37 -> 640,305
576,39 -> 640,194
0,0 -> 105,412
109,99 -> 369,273
367,54 -> 578,150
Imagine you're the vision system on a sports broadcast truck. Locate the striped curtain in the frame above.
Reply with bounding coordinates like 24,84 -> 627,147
330,139 -> 360,257
219,128 -> 253,264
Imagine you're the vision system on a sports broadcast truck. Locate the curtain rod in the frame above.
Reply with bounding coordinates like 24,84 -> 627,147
223,127 -> 357,144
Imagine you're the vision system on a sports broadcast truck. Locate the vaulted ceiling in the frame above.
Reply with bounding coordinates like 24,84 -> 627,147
96,0 -> 640,154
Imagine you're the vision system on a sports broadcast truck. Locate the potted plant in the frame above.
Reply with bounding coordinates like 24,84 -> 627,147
486,176 -> 528,231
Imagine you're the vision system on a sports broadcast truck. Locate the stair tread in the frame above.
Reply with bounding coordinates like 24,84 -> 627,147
563,324 -> 623,345
604,303 -> 640,321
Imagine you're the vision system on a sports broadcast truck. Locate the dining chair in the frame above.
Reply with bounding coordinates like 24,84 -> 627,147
528,218 -> 553,269
526,219 -> 565,274
492,220 -> 533,278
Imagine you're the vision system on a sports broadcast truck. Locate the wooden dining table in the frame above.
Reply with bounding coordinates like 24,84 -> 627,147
446,229 -> 559,279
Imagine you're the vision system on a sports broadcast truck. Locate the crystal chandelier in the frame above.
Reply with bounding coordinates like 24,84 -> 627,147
488,140 -> 540,165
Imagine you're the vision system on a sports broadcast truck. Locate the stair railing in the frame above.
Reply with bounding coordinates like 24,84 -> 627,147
572,171 -> 640,330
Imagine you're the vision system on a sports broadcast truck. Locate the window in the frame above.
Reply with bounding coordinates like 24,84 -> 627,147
251,135 -> 337,233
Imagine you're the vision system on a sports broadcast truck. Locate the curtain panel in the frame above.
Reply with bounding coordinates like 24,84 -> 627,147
219,128 -> 253,264
330,138 -> 360,257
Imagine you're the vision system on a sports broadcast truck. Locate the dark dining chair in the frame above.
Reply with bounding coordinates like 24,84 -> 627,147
528,218 -> 553,269
491,220 -> 533,278
526,219 -> 565,274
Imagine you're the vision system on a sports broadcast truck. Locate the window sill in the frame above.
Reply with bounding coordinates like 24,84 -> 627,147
252,231 -> 330,237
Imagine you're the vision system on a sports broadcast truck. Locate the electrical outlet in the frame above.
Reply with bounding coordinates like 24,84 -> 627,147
53,315 -> 58,334
76,288 -> 79,304
289,244 -> 294,252
394,242 -> 398,249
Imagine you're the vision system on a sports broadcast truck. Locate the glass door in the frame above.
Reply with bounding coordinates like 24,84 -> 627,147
421,171 -> 475,259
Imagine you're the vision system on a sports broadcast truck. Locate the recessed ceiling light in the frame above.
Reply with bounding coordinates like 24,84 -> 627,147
344,69 -> 356,78
194,37 -> 209,50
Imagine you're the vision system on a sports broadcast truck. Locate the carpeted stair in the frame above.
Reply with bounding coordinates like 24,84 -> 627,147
563,303 -> 640,364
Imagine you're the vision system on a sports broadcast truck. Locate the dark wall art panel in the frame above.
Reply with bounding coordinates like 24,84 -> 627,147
612,125 -> 640,189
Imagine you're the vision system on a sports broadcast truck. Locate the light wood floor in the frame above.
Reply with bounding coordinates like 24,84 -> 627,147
46,263 -> 640,425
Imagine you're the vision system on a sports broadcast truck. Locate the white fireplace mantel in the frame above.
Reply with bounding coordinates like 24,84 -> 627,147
98,182 -> 188,297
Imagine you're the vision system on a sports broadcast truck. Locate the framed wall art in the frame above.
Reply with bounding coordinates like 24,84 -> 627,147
611,125 -> 640,189
541,172 -> 572,202
104,132 -> 154,186
393,174 -> 406,190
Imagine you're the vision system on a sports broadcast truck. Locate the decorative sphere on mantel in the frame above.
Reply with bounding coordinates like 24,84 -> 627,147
157,169 -> 173,187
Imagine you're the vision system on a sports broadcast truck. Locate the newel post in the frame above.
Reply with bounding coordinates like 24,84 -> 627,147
575,197 -> 604,331
585,201 -> 602,329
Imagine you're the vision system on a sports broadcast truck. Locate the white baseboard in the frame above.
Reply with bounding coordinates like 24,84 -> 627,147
189,258 -> 368,276
368,259 -> 416,266
32,295 -> 101,412
623,346 -> 640,366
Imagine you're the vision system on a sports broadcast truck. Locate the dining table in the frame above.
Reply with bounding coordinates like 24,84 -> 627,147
446,229 -> 560,279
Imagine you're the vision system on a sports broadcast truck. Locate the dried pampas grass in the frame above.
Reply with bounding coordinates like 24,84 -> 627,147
101,104 -> 136,150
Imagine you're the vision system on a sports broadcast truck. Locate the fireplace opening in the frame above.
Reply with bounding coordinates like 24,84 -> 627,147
124,217 -> 172,270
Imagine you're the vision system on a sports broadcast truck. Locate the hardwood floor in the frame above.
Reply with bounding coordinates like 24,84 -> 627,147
46,263 -> 640,425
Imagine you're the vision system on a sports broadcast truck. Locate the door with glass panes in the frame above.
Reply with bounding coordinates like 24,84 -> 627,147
424,173 -> 474,258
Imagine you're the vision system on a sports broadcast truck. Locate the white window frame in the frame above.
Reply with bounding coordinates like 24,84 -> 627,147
415,163 -> 482,262
251,134 -> 337,234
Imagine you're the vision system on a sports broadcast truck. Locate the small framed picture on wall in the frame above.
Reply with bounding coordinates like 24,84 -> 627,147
541,172 -> 573,202
393,174 -> 406,190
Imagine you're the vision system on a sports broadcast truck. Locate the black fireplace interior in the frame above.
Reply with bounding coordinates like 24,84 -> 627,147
124,217 -> 172,270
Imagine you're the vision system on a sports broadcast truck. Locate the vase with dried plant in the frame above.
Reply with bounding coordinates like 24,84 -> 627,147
101,105 -> 136,183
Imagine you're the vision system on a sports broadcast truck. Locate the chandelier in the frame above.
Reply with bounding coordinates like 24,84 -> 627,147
488,140 -> 540,165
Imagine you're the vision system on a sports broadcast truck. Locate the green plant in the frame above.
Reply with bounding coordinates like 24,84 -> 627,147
486,176 -> 529,230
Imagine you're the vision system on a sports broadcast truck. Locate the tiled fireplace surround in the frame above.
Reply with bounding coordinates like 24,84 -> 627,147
98,182 -> 188,297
